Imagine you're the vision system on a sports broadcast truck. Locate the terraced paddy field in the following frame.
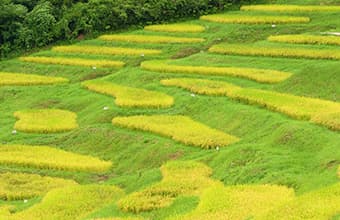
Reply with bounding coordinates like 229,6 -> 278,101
0,0 -> 339,219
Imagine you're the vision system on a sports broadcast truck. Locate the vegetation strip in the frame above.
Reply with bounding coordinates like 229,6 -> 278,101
209,43 -> 340,60
200,14 -> 310,24
112,115 -> 239,148
141,60 -> 292,83
0,72 -> 68,86
161,78 -> 340,130
0,172 -> 78,200
20,56 -> 125,68
268,34 -> 340,46
98,34 -> 205,43
144,24 -> 205,33
82,80 -> 174,108
0,145 -> 112,172
52,45 -> 161,56
14,109 -> 79,133
241,4 -> 340,12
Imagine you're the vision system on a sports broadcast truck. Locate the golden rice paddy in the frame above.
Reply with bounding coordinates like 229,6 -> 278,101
144,24 -> 205,33
0,72 -> 68,86
268,34 -> 340,46
241,4 -> 340,12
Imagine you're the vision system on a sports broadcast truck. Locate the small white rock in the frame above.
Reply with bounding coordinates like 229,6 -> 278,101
217,38 -> 222,41
216,146 -> 220,151
12,130 -> 17,135
103,106 -> 109,110
271,24 -> 276,28
92,66 -> 97,70
141,53 -> 145,57
24,199 -> 28,203
190,93 -> 196,97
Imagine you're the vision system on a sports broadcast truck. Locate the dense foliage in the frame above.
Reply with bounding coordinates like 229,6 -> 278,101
0,0 -> 254,58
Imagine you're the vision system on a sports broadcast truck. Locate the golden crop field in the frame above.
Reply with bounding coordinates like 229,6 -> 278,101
14,109 -> 78,133
144,24 -> 205,33
82,80 -> 174,108
0,72 -> 68,86
268,34 -> 340,46
241,4 -> 340,12
99,34 -> 205,44
112,115 -> 239,148
141,60 -> 292,83
0,145 -> 112,172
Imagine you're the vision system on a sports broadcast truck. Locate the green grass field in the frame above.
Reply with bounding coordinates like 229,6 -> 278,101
0,0 -> 339,219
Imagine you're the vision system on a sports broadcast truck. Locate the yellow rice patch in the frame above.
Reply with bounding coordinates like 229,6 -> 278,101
209,43 -> 340,60
241,4 -> 340,12
52,45 -> 161,56
161,78 -> 340,130
98,34 -> 205,44
14,109 -> 78,133
118,161 -> 221,213
144,24 -> 205,33
141,60 -> 292,83
82,80 -> 174,108
112,115 -> 239,148
268,34 -> 340,46
0,72 -> 68,86
0,144 -> 112,172
200,14 -> 310,24
0,185 -> 124,220
0,172 -> 78,200
20,56 -> 125,68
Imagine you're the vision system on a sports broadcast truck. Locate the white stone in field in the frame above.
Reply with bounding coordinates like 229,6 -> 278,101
272,24 -> 276,28
24,199 -> 28,203
12,130 -> 17,135
216,146 -> 220,151
103,106 -> 109,110
92,66 -> 97,70
141,53 -> 145,57
217,38 -> 222,41
190,93 -> 196,97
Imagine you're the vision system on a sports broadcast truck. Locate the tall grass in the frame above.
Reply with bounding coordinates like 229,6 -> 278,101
0,72 -> 68,86
144,24 -> 205,33
268,35 -> 340,46
99,34 -> 205,44
241,5 -> 340,12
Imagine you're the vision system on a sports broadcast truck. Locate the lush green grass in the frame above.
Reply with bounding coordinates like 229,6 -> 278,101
0,0 -> 339,219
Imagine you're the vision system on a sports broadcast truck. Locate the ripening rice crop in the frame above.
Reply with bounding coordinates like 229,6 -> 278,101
0,185 -> 124,220
118,161 -> 221,213
200,14 -> 310,24
169,184 -> 294,220
141,60 -> 292,83
98,34 -> 205,44
112,115 -> 239,148
20,56 -> 125,68
0,72 -> 68,86
209,43 -> 340,60
241,4 -> 340,12
161,78 -> 340,130
82,80 -> 174,108
0,145 -> 112,172
0,172 -> 78,200
94,218 -> 143,220
144,24 -> 205,33
52,45 -> 161,56
268,35 -> 340,46
14,109 -> 78,133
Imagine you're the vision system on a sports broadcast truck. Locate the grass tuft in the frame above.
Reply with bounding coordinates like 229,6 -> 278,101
144,24 -> 205,33
0,72 -> 68,86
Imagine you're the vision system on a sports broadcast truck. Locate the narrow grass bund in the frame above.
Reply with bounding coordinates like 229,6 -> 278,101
52,45 -> 161,56
98,34 -> 205,44
118,161 -> 221,213
0,185 -> 124,220
0,172 -> 78,200
0,72 -> 68,86
168,184 -> 294,220
241,5 -> 340,12
200,14 -> 310,24
112,115 -> 239,148
144,24 -> 205,33
209,43 -> 340,60
0,145 -> 112,172
161,78 -> 340,130
268,35 -> 340,46
14,109 -> 78,133
82,80 -> 174,108
20,56 -> 125,68
141,60 -> 292,83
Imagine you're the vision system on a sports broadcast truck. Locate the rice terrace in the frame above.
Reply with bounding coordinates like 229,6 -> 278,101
0,0 -> 340,219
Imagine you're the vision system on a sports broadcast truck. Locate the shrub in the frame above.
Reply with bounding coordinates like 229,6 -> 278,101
112,115 -> 239,148
98,34 -> 205,44
117,161 -> 221,213
20,56 -> 125,68
0,144 -> 112,172
200,14 -> 310,24
144,24 -> 205,33
0,172 -> 78,200
161,78 -> 340,131
241,5 -> 340,12
141,60 -> 292,83
82,80 -> 174,108
1,185 -> 124,220
0,72 -> 68,86
52,45 -> 162,56
268,35 -> 340,46
209,43 -> 340,60
14,109 -> 79,133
